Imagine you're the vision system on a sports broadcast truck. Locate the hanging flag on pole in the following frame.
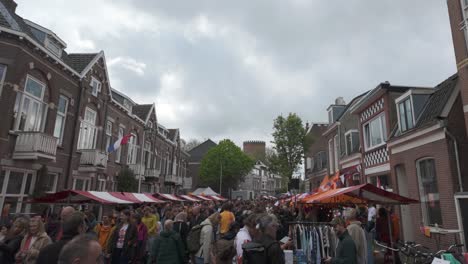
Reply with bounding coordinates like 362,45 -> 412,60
107,134 -> 133,153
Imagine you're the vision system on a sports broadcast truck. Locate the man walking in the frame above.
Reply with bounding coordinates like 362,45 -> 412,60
325,217 -> 357,264
345,208 -> 368,264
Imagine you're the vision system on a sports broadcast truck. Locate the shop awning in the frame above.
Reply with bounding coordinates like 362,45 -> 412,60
302,183 -> 418,205
28,190 -> 133,204
110,192 -> 165,203
179,195 -> 200,202
191,195 -> 212,201
208,195 -> 228,201
156,193 -> 185,202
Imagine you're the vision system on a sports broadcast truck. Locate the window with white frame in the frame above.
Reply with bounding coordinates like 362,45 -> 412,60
78,107 -> 97,150
53,95 -> 68,145
345,130 -> 359,155
97,175 -> 106,191
397,97 -> 414,132
13,75 -> 47,132
126,134 -> 138,164
73,178 -> 91,191
0,169 -> 36,214
116,126 -> 124,162
90,77 -> 101,97
416,158 -> 443,225
44,37 -> 62,57
123,99 -> 132,112
363,114 -> 386,150
460,0 -> 468,48
43,173 -> 58,193
328,139 -> 334,173
105,121 -> 112,152
0,64 -> 6,97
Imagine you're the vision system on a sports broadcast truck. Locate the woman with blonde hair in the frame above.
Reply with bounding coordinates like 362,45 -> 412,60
15,216 -> 51,264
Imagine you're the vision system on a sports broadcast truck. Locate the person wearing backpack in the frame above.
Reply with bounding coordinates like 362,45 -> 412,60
150,220 -> 185,264
193,212 -> 221,264
242,214 -> 285,264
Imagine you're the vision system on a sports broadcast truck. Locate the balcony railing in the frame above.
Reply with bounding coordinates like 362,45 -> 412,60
183,177 -> 192,189
128,164 -> 144,175
144,168 -> 160,179
13,132 -> 58,161
79,149 -> 107,168
175,175 -> 183,186
165,174 -> 176,183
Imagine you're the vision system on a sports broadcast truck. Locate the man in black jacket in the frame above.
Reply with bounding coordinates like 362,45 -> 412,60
325,217 -> 357,264
36,212 -> 86,264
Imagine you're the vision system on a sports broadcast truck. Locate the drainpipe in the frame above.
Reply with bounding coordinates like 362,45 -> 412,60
444,128 -> 463,192
138,128 -> 146,193
66,78 -> 84,189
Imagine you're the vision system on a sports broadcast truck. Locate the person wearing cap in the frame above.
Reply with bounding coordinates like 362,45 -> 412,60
324,217 -> 357,264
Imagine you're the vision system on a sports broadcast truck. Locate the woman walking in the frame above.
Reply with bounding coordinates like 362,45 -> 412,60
15,216 -> 51,264
107,210 -> 137,264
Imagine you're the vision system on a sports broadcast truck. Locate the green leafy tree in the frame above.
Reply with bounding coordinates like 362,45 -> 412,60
271,113 -> 308,181
200,139 -> 255,196
117,167 -> 138,192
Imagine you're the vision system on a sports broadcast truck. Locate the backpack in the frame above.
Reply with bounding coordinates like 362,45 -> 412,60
242,240 -> 276,264
186,224 -> 209,254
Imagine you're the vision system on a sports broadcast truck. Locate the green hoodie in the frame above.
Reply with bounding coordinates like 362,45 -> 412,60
332,230 -> 357,264
151,230 -> 186,264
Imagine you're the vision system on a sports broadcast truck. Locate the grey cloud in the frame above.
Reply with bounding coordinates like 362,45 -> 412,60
16,0 -> 456,146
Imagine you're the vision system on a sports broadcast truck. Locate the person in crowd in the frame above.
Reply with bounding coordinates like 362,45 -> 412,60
107,209 -> 137,264
0,224 -> 8,242
15,216 -> 51,264
151,220 -> 186,264
84,210 -> 97,233
234,214 -> 257,264
345,208 -> 367,264
131,213 -> 148,263
142,206 -> 158,253
57,234 -> 103,264
367,204 -> 377,232
173,211 -> 190,256
375,207 -> 390,244
211,239 -> 237,264
196,212 -> 221,264
219,203 -> 235,237
45,213 -> 60,241
325,217 -> 357,264
0,217 -> 29,264
250,214 -> 285,264
189,206 -> 204,228
221,221 -> 240,240
56,206 -> 76,241
94,215 -> 114,255
36,211 -> 86,264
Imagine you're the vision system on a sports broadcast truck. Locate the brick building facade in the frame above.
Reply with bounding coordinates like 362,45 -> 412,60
0,0 -> 189,215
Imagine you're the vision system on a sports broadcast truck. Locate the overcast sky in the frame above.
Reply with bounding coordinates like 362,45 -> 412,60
16,0 -> 456,146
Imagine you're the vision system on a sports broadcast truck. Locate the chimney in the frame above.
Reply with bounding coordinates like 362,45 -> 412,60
4,0 -> 17,13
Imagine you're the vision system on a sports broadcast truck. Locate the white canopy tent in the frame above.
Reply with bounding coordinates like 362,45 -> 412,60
192,187 -> 219,196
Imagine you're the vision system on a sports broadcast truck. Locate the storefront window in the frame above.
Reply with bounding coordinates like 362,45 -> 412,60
6,171 -> 23,194
417,158 -> 442,225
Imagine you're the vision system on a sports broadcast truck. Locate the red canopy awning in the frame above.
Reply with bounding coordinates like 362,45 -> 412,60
208,195 -> 228,201
302,183 -> 418,205
29,190 -> 134,204
179,195 -> 201,202
156,193 -> 185,202
191,194 -> 212,201
110,192 -> 165,203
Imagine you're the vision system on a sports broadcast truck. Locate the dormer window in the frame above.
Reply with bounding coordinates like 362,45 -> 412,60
90,77 -> 101,97
397,97 -> 414,132
123,99 -> 132,112
44,37 -> 62,57
345,130 -> 359,155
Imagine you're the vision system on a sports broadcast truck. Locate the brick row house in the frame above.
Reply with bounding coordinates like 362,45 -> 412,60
305,77 -> 468,248
0,0 -> 189,215
304,123 -> 329,190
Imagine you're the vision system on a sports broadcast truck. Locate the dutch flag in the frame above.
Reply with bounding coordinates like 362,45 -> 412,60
107,134 -> 133,153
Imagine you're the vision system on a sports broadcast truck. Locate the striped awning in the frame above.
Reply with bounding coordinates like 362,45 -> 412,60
28,190 -> 133,204
156,193 -> 185,202
179,195 -> 201,202
191,195 -> 212,201
110,192 -> 165,203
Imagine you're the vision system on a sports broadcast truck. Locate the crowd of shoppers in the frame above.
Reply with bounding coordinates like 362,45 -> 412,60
0,197 -> 401,264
